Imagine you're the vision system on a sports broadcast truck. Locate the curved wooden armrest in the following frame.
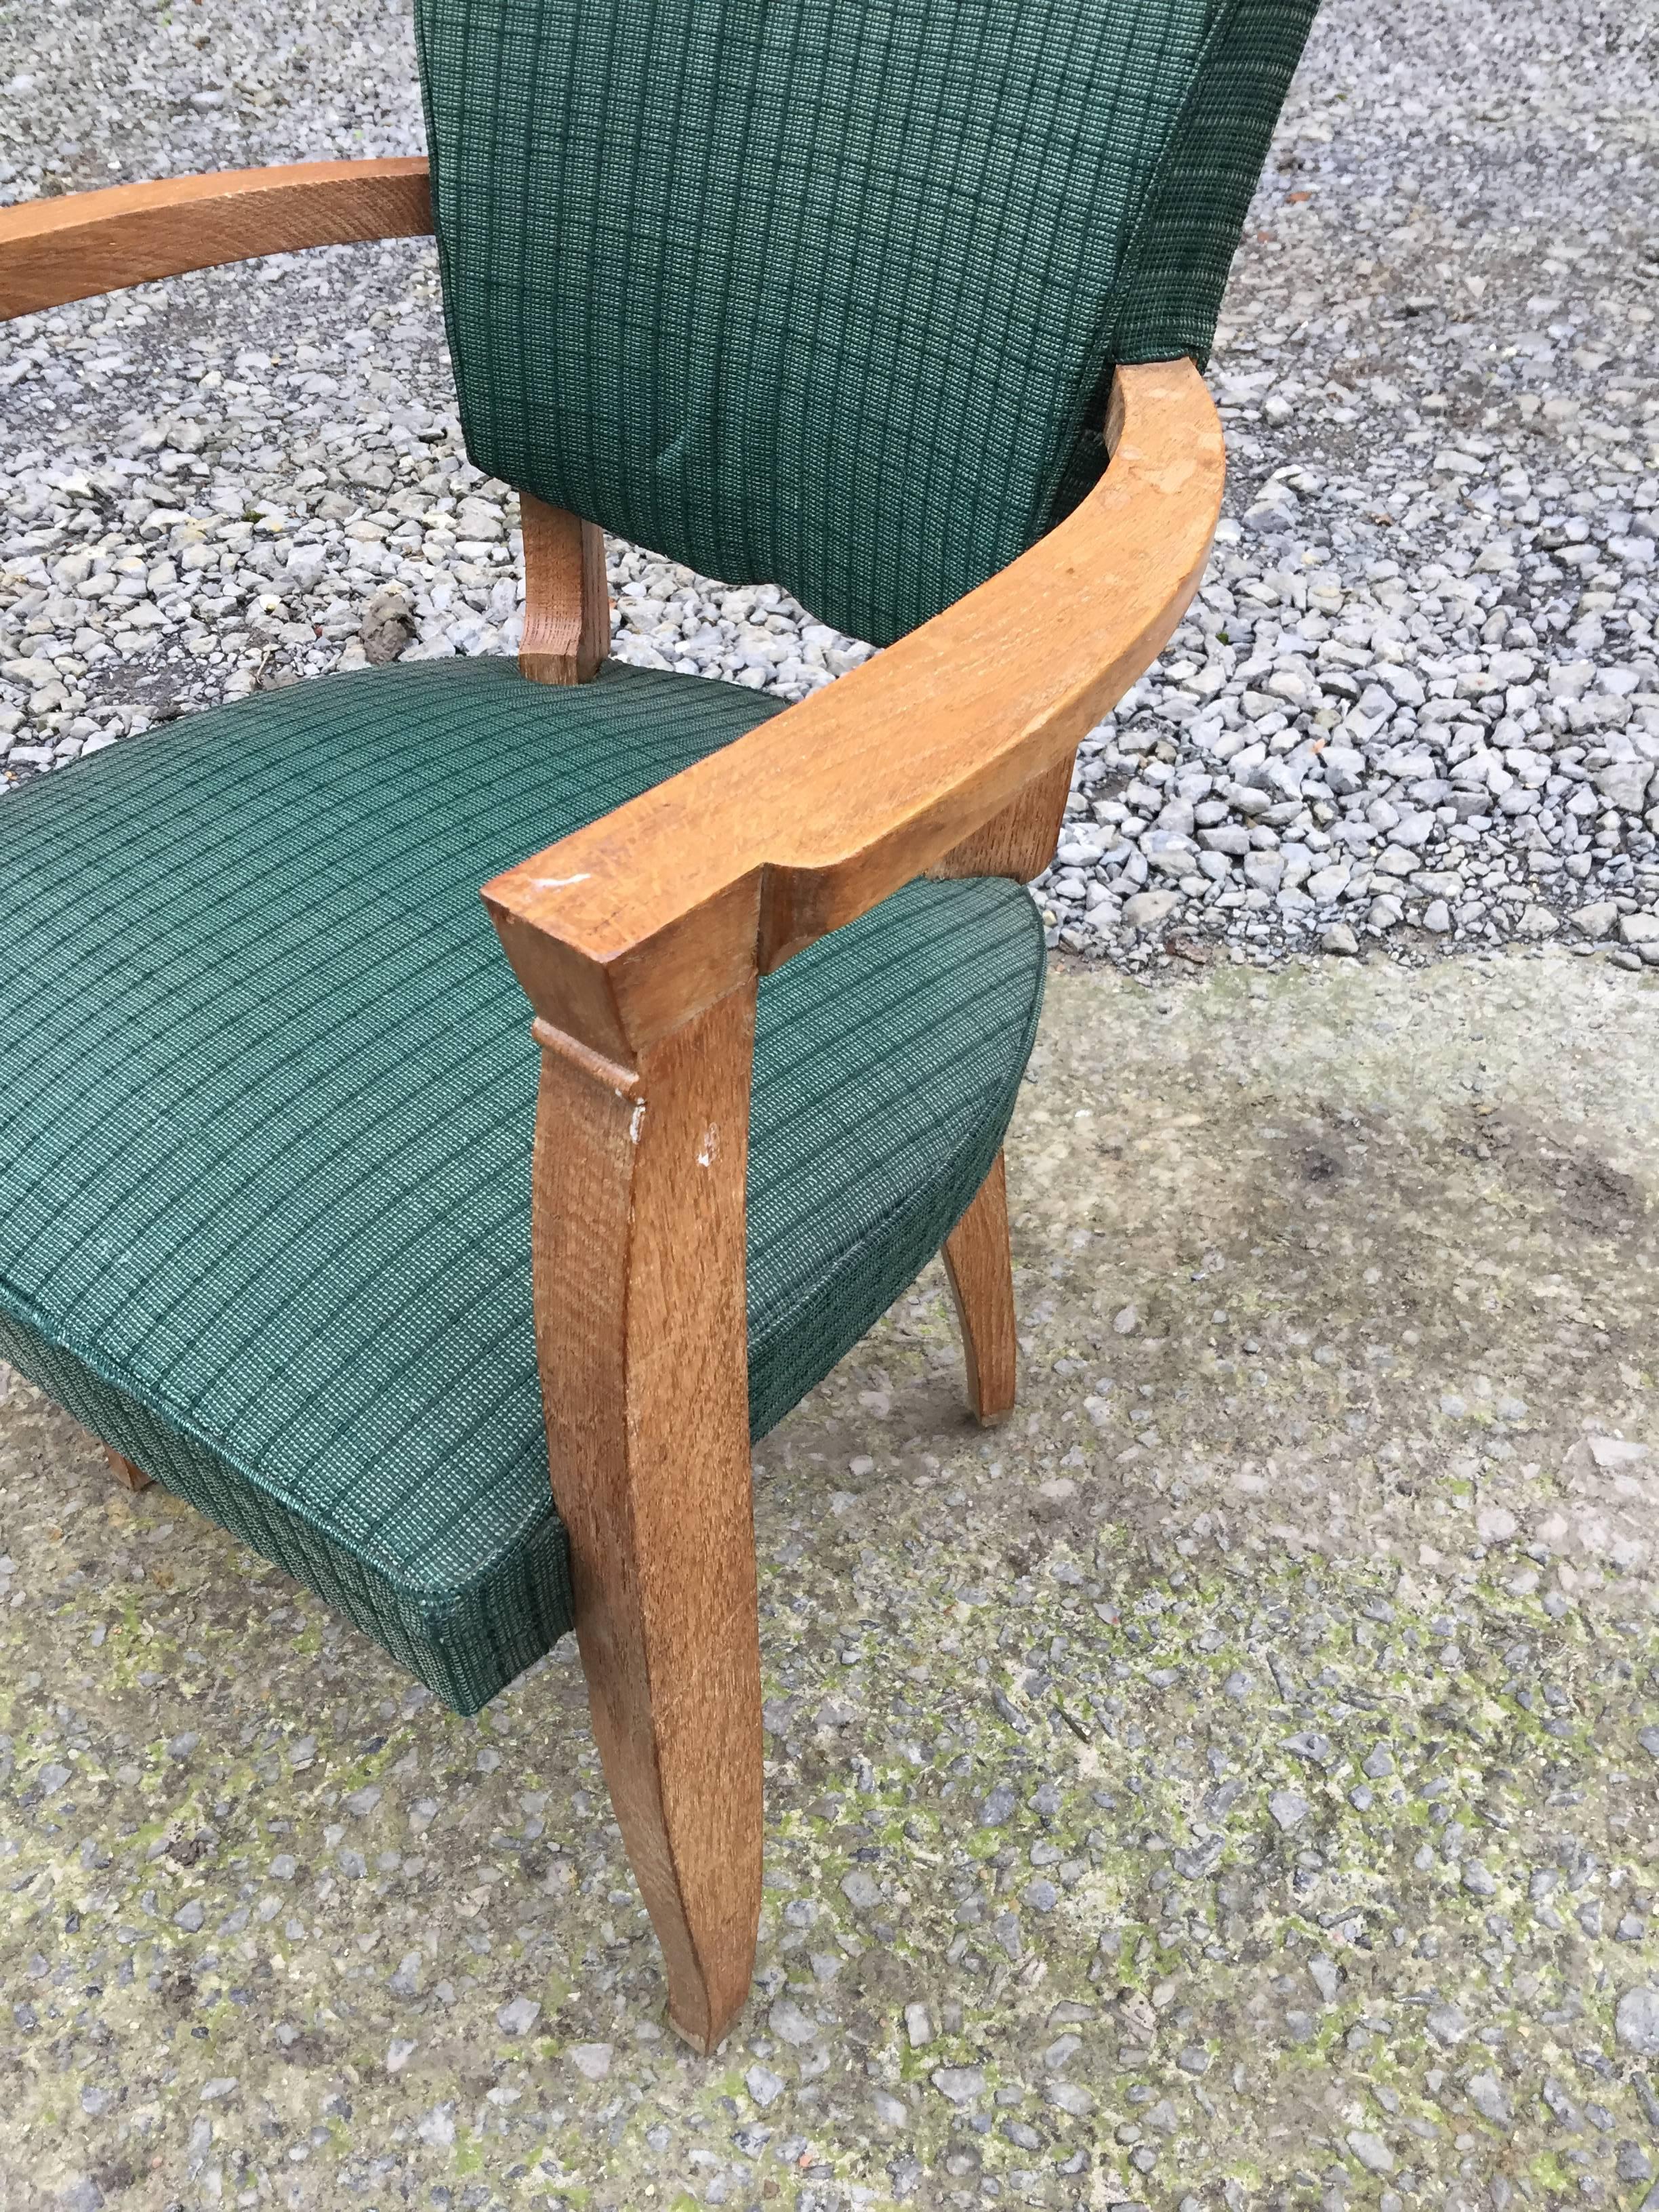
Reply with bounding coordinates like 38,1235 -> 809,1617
485,357 -> 1225,1065
0,159 -> 432,319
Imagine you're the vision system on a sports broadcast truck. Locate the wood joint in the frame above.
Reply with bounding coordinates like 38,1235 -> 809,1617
529,1015 -> 641,1098
928,754 -> 1076,884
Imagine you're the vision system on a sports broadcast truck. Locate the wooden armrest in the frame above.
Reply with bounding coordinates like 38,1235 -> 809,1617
484,357 -> 1225,1065
0,159 -> 432,319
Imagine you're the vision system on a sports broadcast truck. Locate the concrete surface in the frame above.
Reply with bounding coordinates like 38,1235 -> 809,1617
3,946 -> 1658,2211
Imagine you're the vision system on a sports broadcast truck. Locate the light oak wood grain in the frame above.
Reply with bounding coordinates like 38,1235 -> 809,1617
942,1152 -> 1017,1422
0,159 -> 432,319
484,360 -> 1225,1066
529,994 -> 762,2054
520,493 -> 610,687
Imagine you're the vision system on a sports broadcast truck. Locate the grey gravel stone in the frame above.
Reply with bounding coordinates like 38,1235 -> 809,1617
1347,2131 -> 1395,2175
1285,1729 -> 1336,1767
1269,1788 -> 1310,1831
1467,2074 -> 1512,2125
1047,2079 -> 1097,2115
979,1781 -> 1017,1826
565,2042 -> 613,2082
1172,1835 -> 1225,1879
1123,888 -> 1183,934
1572,901 -> 1620,938
769,1998 -> 821,2048
745,2065 -> 786,2110
1616,1988 -> 1659,2057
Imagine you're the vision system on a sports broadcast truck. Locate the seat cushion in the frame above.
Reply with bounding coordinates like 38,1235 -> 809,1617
0,658 -> 1043,1712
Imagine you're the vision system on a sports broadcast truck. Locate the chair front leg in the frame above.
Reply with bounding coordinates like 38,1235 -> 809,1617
529,987 -> 762,2053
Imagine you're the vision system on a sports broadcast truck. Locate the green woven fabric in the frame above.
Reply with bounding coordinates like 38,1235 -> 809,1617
0,659 -> 1043,1713
415,0 -> 1317,646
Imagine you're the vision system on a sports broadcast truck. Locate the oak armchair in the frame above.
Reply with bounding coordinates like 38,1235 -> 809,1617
0,0 -> 1316,2052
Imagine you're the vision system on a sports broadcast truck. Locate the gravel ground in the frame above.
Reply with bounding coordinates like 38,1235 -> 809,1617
3,945 -> 1658,2212
3,0 -> 1659,975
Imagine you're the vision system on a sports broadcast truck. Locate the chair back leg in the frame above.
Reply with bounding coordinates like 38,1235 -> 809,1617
104,1446 -> 153,1492
943,1149 -> 1019,1422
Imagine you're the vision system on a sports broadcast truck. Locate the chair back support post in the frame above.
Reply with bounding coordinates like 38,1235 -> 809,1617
519,493 -> 611,685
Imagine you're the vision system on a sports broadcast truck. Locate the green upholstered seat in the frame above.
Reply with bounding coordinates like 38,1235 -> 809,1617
0,658 -> 1043,1713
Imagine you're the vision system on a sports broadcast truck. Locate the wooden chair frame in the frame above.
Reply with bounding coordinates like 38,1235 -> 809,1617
0,161 -> 1225,2051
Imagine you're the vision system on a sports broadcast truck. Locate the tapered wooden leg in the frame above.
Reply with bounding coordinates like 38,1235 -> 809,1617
530,987 -> 762,2053
943,1151 -> 1018,1423
104,1447 -> 152,1492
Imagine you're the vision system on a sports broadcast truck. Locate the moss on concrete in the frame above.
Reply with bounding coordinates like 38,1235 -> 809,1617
3,947 -> 1657,2210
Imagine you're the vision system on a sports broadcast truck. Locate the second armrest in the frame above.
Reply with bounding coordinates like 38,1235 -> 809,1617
484,358 -> 1225,1067
0,159 -> 432,319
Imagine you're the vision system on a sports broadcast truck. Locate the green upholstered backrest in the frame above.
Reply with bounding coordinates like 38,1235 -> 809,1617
414,0 -> 1317,645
